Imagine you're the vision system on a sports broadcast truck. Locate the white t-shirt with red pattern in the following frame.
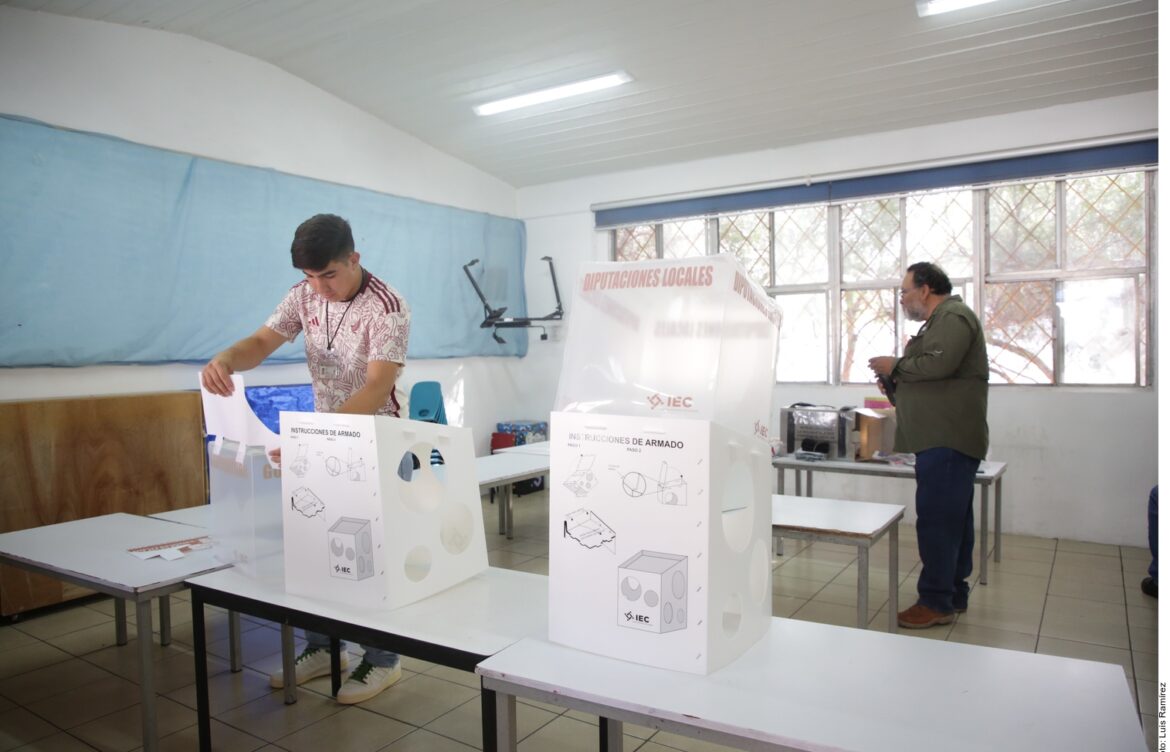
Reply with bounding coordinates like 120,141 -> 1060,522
265,272 -> 410,417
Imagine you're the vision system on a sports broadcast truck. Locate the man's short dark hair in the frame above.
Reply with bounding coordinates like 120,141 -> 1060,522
290,214 -> 354,270
907,261 -> 953,295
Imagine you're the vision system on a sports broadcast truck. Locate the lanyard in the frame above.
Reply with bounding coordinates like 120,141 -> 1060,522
325,270 -> 368,351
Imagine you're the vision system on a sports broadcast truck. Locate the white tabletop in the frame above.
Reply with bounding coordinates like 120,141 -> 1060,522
150,505 -> 212,528
495,442 -> 550,456
0,513 -> 227,596
186,565 -> 548,658
772,494 -> 903,538
478,618 -> 1144,751
775,455 -> 1007,482
475,451 -> 551,489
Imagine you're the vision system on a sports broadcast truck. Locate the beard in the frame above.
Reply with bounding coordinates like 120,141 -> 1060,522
902,303 -> 926,322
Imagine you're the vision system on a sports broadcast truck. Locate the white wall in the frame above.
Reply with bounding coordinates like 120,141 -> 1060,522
0,7 -> 550,453
516,91 -> 1159,546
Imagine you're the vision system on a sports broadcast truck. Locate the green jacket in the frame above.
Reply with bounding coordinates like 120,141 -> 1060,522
892,295 -> 989,460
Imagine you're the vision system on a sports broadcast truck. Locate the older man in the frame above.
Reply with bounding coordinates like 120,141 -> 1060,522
868,261 -> 989,629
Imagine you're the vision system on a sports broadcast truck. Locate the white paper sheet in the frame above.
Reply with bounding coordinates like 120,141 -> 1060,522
199,374 -> 279,453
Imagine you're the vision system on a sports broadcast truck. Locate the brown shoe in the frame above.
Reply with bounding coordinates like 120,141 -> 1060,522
897,604 -> 955,629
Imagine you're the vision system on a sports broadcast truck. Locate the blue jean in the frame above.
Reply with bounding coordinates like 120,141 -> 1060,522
914,447 -> 981,613
1148,486 -> 1159,581
304,631 -> 399,668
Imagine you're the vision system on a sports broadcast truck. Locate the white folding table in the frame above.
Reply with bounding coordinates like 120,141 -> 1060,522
479,617 -> 1145,752
774,456 -> 1007,585
475,451 -> 551,539
185,565 -> 548,752
0,513 -> 229,751
495,441 -> 550,456
772,494 -> 904,631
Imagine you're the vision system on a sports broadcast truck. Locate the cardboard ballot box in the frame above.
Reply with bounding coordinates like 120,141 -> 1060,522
549,411 -> 772,675
553,254 -> 781,442
201,375 -> 284,578
207,441 -> 283,577
280,411 -> 488,609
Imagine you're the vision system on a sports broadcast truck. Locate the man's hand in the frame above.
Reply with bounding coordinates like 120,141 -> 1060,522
868,356 -> 897,377
201,356 -> 236,396
268,447 -> 282,466
201,327 -> 287,397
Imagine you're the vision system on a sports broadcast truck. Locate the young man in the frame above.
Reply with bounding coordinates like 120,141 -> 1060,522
868,262 -> 989,629
201,213 -> 411,703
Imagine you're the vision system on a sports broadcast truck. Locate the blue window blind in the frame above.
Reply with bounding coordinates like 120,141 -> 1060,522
594,140 -> 1157,229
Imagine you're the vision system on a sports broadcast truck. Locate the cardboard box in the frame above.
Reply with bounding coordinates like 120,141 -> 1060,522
781,405 -> 856,459
279,411 -> 488,609
853,407 -> 896,460
549,411 -> 772,675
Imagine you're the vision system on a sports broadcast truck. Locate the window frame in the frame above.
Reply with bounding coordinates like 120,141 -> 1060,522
609,167 -> 1156,388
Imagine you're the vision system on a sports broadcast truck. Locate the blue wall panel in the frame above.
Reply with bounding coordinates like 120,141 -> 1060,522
0,116 -> 528,366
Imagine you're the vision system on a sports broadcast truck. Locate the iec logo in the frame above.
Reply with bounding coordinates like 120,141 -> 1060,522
646,393 -> 694,410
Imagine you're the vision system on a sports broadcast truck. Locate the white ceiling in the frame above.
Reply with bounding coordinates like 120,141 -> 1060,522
6,0 -> 1157,187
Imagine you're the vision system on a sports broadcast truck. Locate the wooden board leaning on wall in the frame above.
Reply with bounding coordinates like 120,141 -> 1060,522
0,391 -> 206,615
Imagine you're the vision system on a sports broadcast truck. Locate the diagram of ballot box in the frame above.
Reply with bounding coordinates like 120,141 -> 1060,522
549,411 -> 773,675
617,550 -> 688,634
280,411 -> 488,609
207,441 -> 284,578
553,254 -> 781,442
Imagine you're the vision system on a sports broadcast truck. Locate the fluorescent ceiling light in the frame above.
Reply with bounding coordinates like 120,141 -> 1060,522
474,72 -> 632,116
916,0 -> 999,16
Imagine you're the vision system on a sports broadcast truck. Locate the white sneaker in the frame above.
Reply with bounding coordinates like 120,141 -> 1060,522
269,647 -> 349,689
336,661 -> 403,704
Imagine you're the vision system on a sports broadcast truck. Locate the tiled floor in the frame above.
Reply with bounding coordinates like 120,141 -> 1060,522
0,490 -> 1157,751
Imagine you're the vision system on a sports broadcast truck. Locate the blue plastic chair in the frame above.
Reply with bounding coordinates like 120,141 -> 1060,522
409,381 -> 447,425
409,381 -> 447,466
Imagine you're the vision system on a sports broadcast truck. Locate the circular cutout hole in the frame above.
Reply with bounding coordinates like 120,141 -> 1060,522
439,501 -> 474,554
644,590 -> 659,608
399,443 -> 443,514
404,545 -> 432,582
620,576 -> 642,601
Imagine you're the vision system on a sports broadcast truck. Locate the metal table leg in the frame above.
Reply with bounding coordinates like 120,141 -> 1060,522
505,485 -> 515,540
600,717 -> 624,751
481,684 -> 498,752
495,690 -> 518,751
777,467 -> 785,495
228,610 -> 242,672
856,546 -> 869,630
114,599 -> 128,646
135,599 -> 158,751
497,484 -> 506,535
795,470 -> 802,496
191,589 -> 211,752
995,478 -> 1003,562
281,624 -> 297,704
979,484 -> 989,586
888,524 -> 899,633
330,637 -> 343,697
807,469 -> 814,497
159,596 -> 171,646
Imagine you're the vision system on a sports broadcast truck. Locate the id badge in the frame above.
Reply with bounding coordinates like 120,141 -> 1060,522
319,348 -> 341,379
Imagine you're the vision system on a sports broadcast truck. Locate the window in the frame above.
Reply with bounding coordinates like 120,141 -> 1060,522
609,168 -> 1155,386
